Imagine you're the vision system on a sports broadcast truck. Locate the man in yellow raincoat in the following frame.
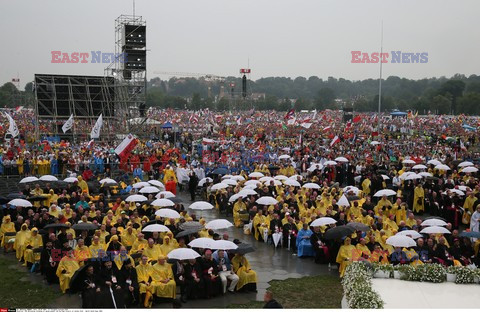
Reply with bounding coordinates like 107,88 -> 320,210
142,238 -> 162,261
336,237 -> 356,277
14,223 -> 31,261
232,253 -> 257,291
23,228 -> 43,266
151,255 -> 176,299
413,183 -> 425,213
136,255 -> 155,307
56,248 -> 80,293
1,215 -> 16,250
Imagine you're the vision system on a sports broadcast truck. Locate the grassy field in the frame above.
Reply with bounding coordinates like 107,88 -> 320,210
228,275 -> 343,309
0,257 -> 61,308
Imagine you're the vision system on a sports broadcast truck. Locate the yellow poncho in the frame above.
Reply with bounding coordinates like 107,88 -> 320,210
232,255 -> 257,290
56,255 -> 80,293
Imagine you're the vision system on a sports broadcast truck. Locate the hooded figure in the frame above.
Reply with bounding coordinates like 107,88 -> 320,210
14,223 -> 31,261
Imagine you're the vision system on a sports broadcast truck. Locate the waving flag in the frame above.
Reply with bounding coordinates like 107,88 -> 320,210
90,114 -> 103,139
5,113 -> 19,138
236,116 -> 243,125
330,135 -> 340,147
62,114 -> 74,133
353,115 -> 362,123
115,134 -> 138,159
284,109 -> 295,120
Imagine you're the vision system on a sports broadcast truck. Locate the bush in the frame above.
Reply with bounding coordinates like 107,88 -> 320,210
398,264 -> 423,281
455,266 -> 475,284
342,262 -> 384,309
422,263 -> 446,283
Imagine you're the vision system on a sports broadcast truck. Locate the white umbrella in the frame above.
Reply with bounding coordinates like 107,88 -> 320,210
278,155 -> 291,160
421,218 -> 447,227
307,163 -> 323,172
64,177 -> 78,183
266,179 -> 282,186
245,180 -> 260,186
399,172 -> 415,180
151,198 -> 175,207
8,199 -> 32,207
248,172 -> 264,178
142,224 -> 170,232
238,189 -> 258,196
462,166 -> 478,173
427,159 -> 442,166
243,184 -> 258,190
211,183 -> 229,191
402,159 -> 416,165
139,186 -> 161,194
205,219 -> 234,230
386,235 -> 417,248
99,178 -> 117,184
259,176 -> 274,183
221,175 -> 233,180
156,191 -> 175,199
212,240 -> 238,250
148,180 -> 165,189
396,230 -> 423,239
302,182 -> 321,189
132,182 -> 150,189
420,226 -> 451,234
311,217 -> 337,227
256,196 -> 278,205
458,185 -> 468,191
290,174 -> 303,181
373,189 -> 397,197
231,175 -> 245,181
189,201 -> 214,210
229,194 -> 246,202
284,179 -> 301,187
222,179 -> 238,186
335,157 -> 349,163
404,173 -> 423,180
449,189 -> 465,196
337,194 -> 349,207
419,172 -> 433,177
324,160 -> 338,166
412,164 -> 427,170
343,186 -> 360,195
381,175 -> 390,180
435,164 -> 451,171
125,194 -> 148,202
370,141 -> 381,145
188,238 -> 216,249
198,177 -> 213,186
20,176 -> 39,183
40,175 -> 58,182
458,161 -> 474,168
167,248 -> 201,260
273,175 -> 288,181
155,208 -> 181,219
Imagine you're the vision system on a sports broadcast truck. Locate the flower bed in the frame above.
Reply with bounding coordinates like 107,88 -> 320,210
342,262 -> 384,309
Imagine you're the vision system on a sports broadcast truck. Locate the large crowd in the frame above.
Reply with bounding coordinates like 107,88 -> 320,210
0,108 -> 480,308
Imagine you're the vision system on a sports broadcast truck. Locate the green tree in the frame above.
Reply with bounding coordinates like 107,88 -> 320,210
431,94 -> 451,115
315,87 -> 335,110
439,80 -> 465,114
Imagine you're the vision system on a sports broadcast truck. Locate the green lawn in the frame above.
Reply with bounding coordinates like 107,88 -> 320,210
228,275 -> 343,309
0,257 -> 61,308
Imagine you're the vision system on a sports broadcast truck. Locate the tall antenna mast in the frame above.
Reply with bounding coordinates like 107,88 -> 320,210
377,20 -> 383,131
133,0 -> 135,18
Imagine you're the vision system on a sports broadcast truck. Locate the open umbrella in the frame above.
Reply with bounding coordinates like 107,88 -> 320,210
373,189 -> 397,197
7,193 -> 26,200
347,222 -> 370,232
40,175 -> 58,182
132,182 -> 150,189
125,194 -> 148,202
72,223 -> 99,231
156,191 -> 175,199
248,172 -> 264,178
427,159 -> 442,166
459,231 -> 480,239
302,183 -> 321,189
324,160 -> 338,166
151,198 -> 175,207
324,225 -> 355,239
155,208 -> 181,219
419,172 -> 433,177
435,164 -> 451,171
205,219 -> 233,230
335,157 -> 349,163
212,168 -> 229,175
20,176 -> 39,184
238,189 -> 258,196
278,155 -> 291,160
231,175 -> 245,181
386,235 -> 416,248
64,177 -> 78,183
139,186 -> 161,194
69,264 -> 91,293
462,166 -> 478,173
234,243 -> 255,255
421,218 -> 447,227
212,240 -> 238,250
273,175 -> 288,181
259,176 -> 274,183
324,226 -> 355,240
256,196 -> 278,205
310,217 -> 337,227
229,194 -> 246,202
189,201 -> 214,210
337,194 -> 349,207
243,184 -> 258,190
420,226 -> 451,234
412,164 -> 427,170
179,221 -> 203,231
8,198 -> 33,207
396,230 -> 423,239
284,179 -> 301,187
188,238 -> 216,249
142,224 -> 170,232
44,223 -> 70,230
245,180 -> 261,186
211,183 -> 229,191
99,178 -> 117,185
170,197 -> 183,204
458,161 -> 474,168
222,179 -> 238,186
402,159 -> 416,165
148,180 -> 165,189
167,248 -> 201,260
404,173 -> 423,181
343,186 -> 360,195
176,229 -> 201,238
381,175 -> 390,180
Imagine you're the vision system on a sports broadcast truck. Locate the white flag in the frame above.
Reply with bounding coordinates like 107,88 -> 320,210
62,114 -> 74,133
5,113 -> 19,138
90,114 -> 103,139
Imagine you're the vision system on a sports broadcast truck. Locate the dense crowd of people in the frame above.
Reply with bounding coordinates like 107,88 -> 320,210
0,108 -> 480,308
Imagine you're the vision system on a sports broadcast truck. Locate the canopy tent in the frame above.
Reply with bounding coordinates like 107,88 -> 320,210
162,121 -> 173,129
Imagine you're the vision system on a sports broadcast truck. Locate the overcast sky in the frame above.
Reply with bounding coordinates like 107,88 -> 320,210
1,0 -> 479,90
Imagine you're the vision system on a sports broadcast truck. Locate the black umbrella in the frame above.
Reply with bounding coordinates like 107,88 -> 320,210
179,221 -> 203,231
234,243 -> 255,255
346,222 -> 370,232
69,261 -> 100,293
0,197 -> 9,205
72,223 -> 99,231
323,225 -> 355,240
176,228 -> 200,238
7,193 -> 26,200
268,165 -> 280,171
346,195 -> 360,201
212,168 -> 229,175
44,223 -> 70,230
28,196 -> 48,202
170,197 -> 183,204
